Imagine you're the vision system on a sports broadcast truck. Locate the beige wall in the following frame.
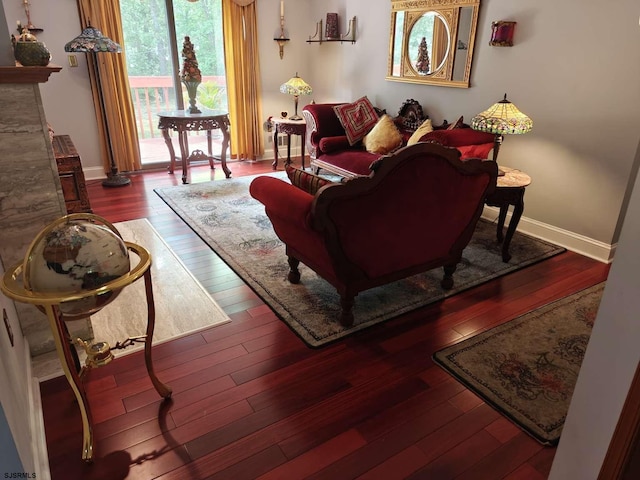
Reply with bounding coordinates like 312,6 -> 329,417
301,0 -> 640,250
4,0 -> 638,250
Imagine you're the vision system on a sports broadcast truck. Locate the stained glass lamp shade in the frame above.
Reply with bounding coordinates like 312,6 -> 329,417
65,26 -> 130,187
471,94 -> 533,172
280,73 -> 312,120
64,25 -> 121,53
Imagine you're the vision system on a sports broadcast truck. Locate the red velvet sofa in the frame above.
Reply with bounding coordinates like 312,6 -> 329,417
250,142 -> 498,326
302,102 -> 496,178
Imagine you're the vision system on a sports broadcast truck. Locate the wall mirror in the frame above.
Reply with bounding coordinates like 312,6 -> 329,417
387,0 -> 481,88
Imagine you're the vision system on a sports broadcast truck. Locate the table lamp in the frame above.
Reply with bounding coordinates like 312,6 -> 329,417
470,94 -> 533,174
279,73 -> 312,120
65,25 -> 131,187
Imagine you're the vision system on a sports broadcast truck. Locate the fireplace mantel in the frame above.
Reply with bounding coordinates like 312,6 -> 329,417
0,64 -> 62,83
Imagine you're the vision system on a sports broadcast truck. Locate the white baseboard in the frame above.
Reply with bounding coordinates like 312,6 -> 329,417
482,206 -> 615,264
84,166 -> 107,181
25,339 -> 51,480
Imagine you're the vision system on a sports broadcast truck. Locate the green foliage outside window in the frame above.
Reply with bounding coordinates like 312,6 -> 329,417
120,0 -> 225,77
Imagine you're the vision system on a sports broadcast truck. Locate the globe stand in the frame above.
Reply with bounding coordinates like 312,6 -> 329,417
1,221 -> 172,463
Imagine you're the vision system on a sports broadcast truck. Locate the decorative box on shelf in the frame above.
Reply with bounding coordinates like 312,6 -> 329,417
307,16 -> 356,44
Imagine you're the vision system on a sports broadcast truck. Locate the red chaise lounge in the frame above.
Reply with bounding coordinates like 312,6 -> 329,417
250,142 -> 498,326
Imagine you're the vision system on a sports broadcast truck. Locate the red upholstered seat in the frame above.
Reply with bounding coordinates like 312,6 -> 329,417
302,103 -> 498,178
250,142 -> 498,326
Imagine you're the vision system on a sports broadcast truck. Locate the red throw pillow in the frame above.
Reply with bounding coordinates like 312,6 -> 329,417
457,143 -> 494,160
319,135 -> 351,153
446,116 -> 465,130
333,96 -> 379,146
285,164 -> 334,195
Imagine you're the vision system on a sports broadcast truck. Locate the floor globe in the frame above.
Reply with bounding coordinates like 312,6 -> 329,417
23,214 -> 131,318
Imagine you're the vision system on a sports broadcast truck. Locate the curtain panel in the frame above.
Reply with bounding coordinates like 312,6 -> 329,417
76,0 -> 141,173
222,0 -> 264,160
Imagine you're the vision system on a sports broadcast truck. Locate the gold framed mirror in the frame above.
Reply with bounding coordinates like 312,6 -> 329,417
387,0 -> 481,88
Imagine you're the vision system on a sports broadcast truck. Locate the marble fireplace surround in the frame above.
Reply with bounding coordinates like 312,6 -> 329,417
0,65 -> 93,356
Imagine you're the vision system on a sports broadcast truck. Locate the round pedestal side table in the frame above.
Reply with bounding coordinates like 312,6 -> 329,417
485,166 -> 532,262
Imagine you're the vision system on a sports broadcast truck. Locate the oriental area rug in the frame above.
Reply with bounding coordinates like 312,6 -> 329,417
433,283 -> 605,445
154,172 -> 565,348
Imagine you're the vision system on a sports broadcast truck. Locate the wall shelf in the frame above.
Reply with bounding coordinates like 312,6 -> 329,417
307,16 -> 356,44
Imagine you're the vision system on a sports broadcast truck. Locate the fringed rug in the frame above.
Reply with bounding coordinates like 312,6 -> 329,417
433,283 -> 605,445
155,172 -> 565,348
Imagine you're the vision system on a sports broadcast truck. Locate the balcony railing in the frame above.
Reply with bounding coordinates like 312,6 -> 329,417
128,75 -> 227,140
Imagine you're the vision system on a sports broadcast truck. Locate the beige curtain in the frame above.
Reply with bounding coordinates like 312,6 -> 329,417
77,0 -> 141,173
222,0 -> 264,160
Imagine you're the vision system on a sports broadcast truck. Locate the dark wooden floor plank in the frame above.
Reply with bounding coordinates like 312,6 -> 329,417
38,161 -> 609,479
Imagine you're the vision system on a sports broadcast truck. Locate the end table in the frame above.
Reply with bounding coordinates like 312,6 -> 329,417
270,117 -> 306,170
157,109 -> 231,184
485,166 -> 532,262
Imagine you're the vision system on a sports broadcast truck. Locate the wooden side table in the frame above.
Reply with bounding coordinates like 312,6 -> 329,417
157,109 -> 231,184
271,117 -> 306,170
485,166 -> 532,262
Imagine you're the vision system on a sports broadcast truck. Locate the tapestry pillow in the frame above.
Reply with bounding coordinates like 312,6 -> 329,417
285,164 -> 334,195
363,114 -> 403,155
333,96 -> 379,146
407,118 -> 434,146
446,115 -> 465,130
319,135 -> 351,154
457,143 -> 494,160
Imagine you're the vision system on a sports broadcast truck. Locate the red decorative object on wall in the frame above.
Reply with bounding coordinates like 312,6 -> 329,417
489,21 -> 516,47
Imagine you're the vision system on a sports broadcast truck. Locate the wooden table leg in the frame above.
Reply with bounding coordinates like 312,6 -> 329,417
272,129 -> 279,170
496,205 -> 508,244
161,129 -> 175,174
501,192 -> 525,263
301,135 -> 306,170
207,130 -> 214,170
286,134 -> 292,167
177,131 -> 189,184
220,124 -> 232,178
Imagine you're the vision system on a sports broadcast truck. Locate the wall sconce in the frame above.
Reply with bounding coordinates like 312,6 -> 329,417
273,0 -> 289,59
489,21 -> 516,47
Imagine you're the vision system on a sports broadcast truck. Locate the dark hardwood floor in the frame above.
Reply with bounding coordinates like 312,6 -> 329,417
40,158 -> 610,479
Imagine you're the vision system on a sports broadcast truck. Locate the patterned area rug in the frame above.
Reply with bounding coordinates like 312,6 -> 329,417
433,283 -> 605,445
154,172 -> 565,347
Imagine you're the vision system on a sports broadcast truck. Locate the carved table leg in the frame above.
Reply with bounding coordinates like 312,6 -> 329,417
286,134 -> 292,167
220,122 -> 232,178
161,129 -> 175,174
177,131 -> 190,184
272,129 -> 279,170
207,130 -> 215,170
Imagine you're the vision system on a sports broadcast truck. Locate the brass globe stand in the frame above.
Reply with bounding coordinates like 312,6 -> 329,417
1,222 -> 172,463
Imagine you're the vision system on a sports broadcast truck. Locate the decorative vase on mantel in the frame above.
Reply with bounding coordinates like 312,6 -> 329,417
181,36 -> 202,114
12,27 -> 51,66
